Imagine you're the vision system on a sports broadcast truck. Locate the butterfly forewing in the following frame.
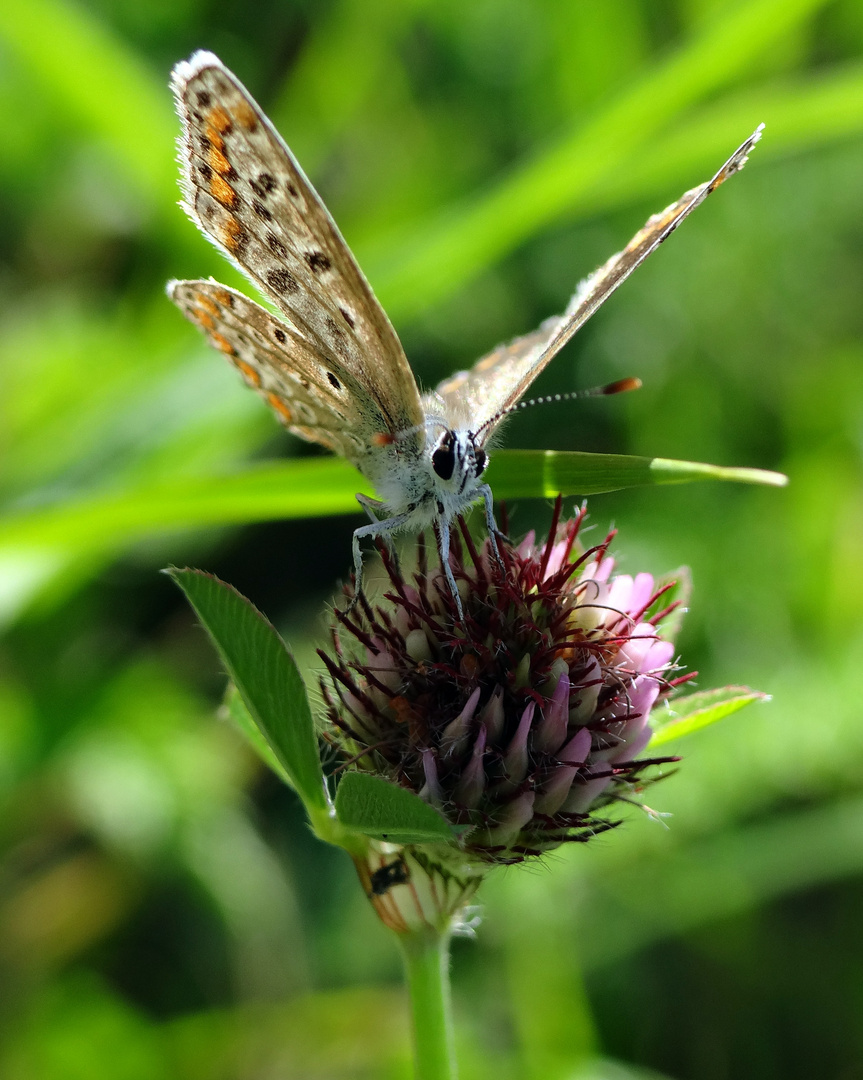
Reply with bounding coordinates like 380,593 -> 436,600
435,125 -> 764,442
171,51 -> 424,440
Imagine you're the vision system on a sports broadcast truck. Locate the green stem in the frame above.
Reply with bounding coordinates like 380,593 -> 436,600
399,926 -> 457,1080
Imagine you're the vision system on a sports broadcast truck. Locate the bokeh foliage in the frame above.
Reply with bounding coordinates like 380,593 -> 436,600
1,0 -> 862,1077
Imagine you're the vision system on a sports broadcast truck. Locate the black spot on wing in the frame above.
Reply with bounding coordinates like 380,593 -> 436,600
267,268 -> 299,294
323,316 -> 351,359
267,233 -> 287,259
305,251 -> 331,274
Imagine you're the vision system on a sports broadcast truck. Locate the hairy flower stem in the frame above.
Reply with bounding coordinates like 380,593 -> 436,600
400,926 -> 458,1080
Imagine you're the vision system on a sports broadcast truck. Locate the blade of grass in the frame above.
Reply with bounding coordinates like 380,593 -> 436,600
365,0 -> 833,320
524,61 -> 863,225
486,450 -> 788,499
0,0 -> 175,207
0,451 -> 787,555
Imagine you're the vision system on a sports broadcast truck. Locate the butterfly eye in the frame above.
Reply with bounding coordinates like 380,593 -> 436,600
432,444 -> 456,481
474,448 -> 487,475
432,432 -> 457,481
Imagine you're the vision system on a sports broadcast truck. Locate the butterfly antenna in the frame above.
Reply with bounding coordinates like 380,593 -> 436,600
473,376 -> 642,441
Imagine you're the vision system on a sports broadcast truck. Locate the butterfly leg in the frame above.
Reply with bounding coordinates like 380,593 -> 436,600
433,519 -> 465,621
356,493 -> 401,573
348,511 -> 413,611
479,483 -> 505,577
356,493 -> 386,524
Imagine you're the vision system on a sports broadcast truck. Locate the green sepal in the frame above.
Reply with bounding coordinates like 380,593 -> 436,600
650,685 -> 769,747
334,771 -> 457,844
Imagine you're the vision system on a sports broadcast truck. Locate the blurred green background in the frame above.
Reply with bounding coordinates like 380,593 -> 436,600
1,0 -> 862,1077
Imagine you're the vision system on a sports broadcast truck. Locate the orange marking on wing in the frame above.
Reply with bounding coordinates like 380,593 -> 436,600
267,392 -> 293,424
625,202 -> 682,252
195,295 -> 220,318
211,332 -> 235,355
236,359 -> 262,387
234,100 -> 258,131
213,289 -> 233,307
195,310 -> 215,330
221,216 -> 245,253
208,144 -> 231,176
204,127 -> 224,154
371,432 -> 396,446
207,105 -> 232,135
210,173 -> 237,209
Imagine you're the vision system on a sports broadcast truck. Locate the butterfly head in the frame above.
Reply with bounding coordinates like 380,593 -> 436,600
430,428 -> 487,497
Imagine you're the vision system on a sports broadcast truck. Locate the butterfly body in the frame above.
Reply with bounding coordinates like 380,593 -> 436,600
168,50 -> 762,615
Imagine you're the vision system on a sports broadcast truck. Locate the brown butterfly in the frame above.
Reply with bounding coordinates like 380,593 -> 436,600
168,50 -> 762,615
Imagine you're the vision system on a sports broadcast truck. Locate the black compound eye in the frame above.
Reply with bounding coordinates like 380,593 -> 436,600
432,444 -> 456,481
474,448 -> 487,475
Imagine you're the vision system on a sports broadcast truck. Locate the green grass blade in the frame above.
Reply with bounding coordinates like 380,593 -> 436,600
486,451 -> 789,499
0,452 -> 787,555
367,0 -> 833,319
0,0 -> 175,208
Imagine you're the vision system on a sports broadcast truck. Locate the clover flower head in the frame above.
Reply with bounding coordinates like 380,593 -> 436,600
320,500 -> 687,883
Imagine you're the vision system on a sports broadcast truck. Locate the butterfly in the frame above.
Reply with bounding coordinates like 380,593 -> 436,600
167,50 -> 763,617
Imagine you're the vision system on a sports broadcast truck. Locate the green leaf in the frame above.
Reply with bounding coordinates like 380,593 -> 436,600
0,451 -> 787,556
166,568 -> 327,811
222,683 -> 294,788
650,685 -> 770,747
334,772 -> 457,844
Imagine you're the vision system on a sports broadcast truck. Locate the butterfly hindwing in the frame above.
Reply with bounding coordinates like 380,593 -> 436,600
169,279 -> 389,465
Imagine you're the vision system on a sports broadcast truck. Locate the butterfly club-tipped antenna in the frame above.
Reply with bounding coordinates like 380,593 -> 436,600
473,375 -> 643,443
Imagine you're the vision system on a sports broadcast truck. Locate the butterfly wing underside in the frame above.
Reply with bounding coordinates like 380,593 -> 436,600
169,50 -> 424,449
170,279 -> 392,463
435,125 -> 764,442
